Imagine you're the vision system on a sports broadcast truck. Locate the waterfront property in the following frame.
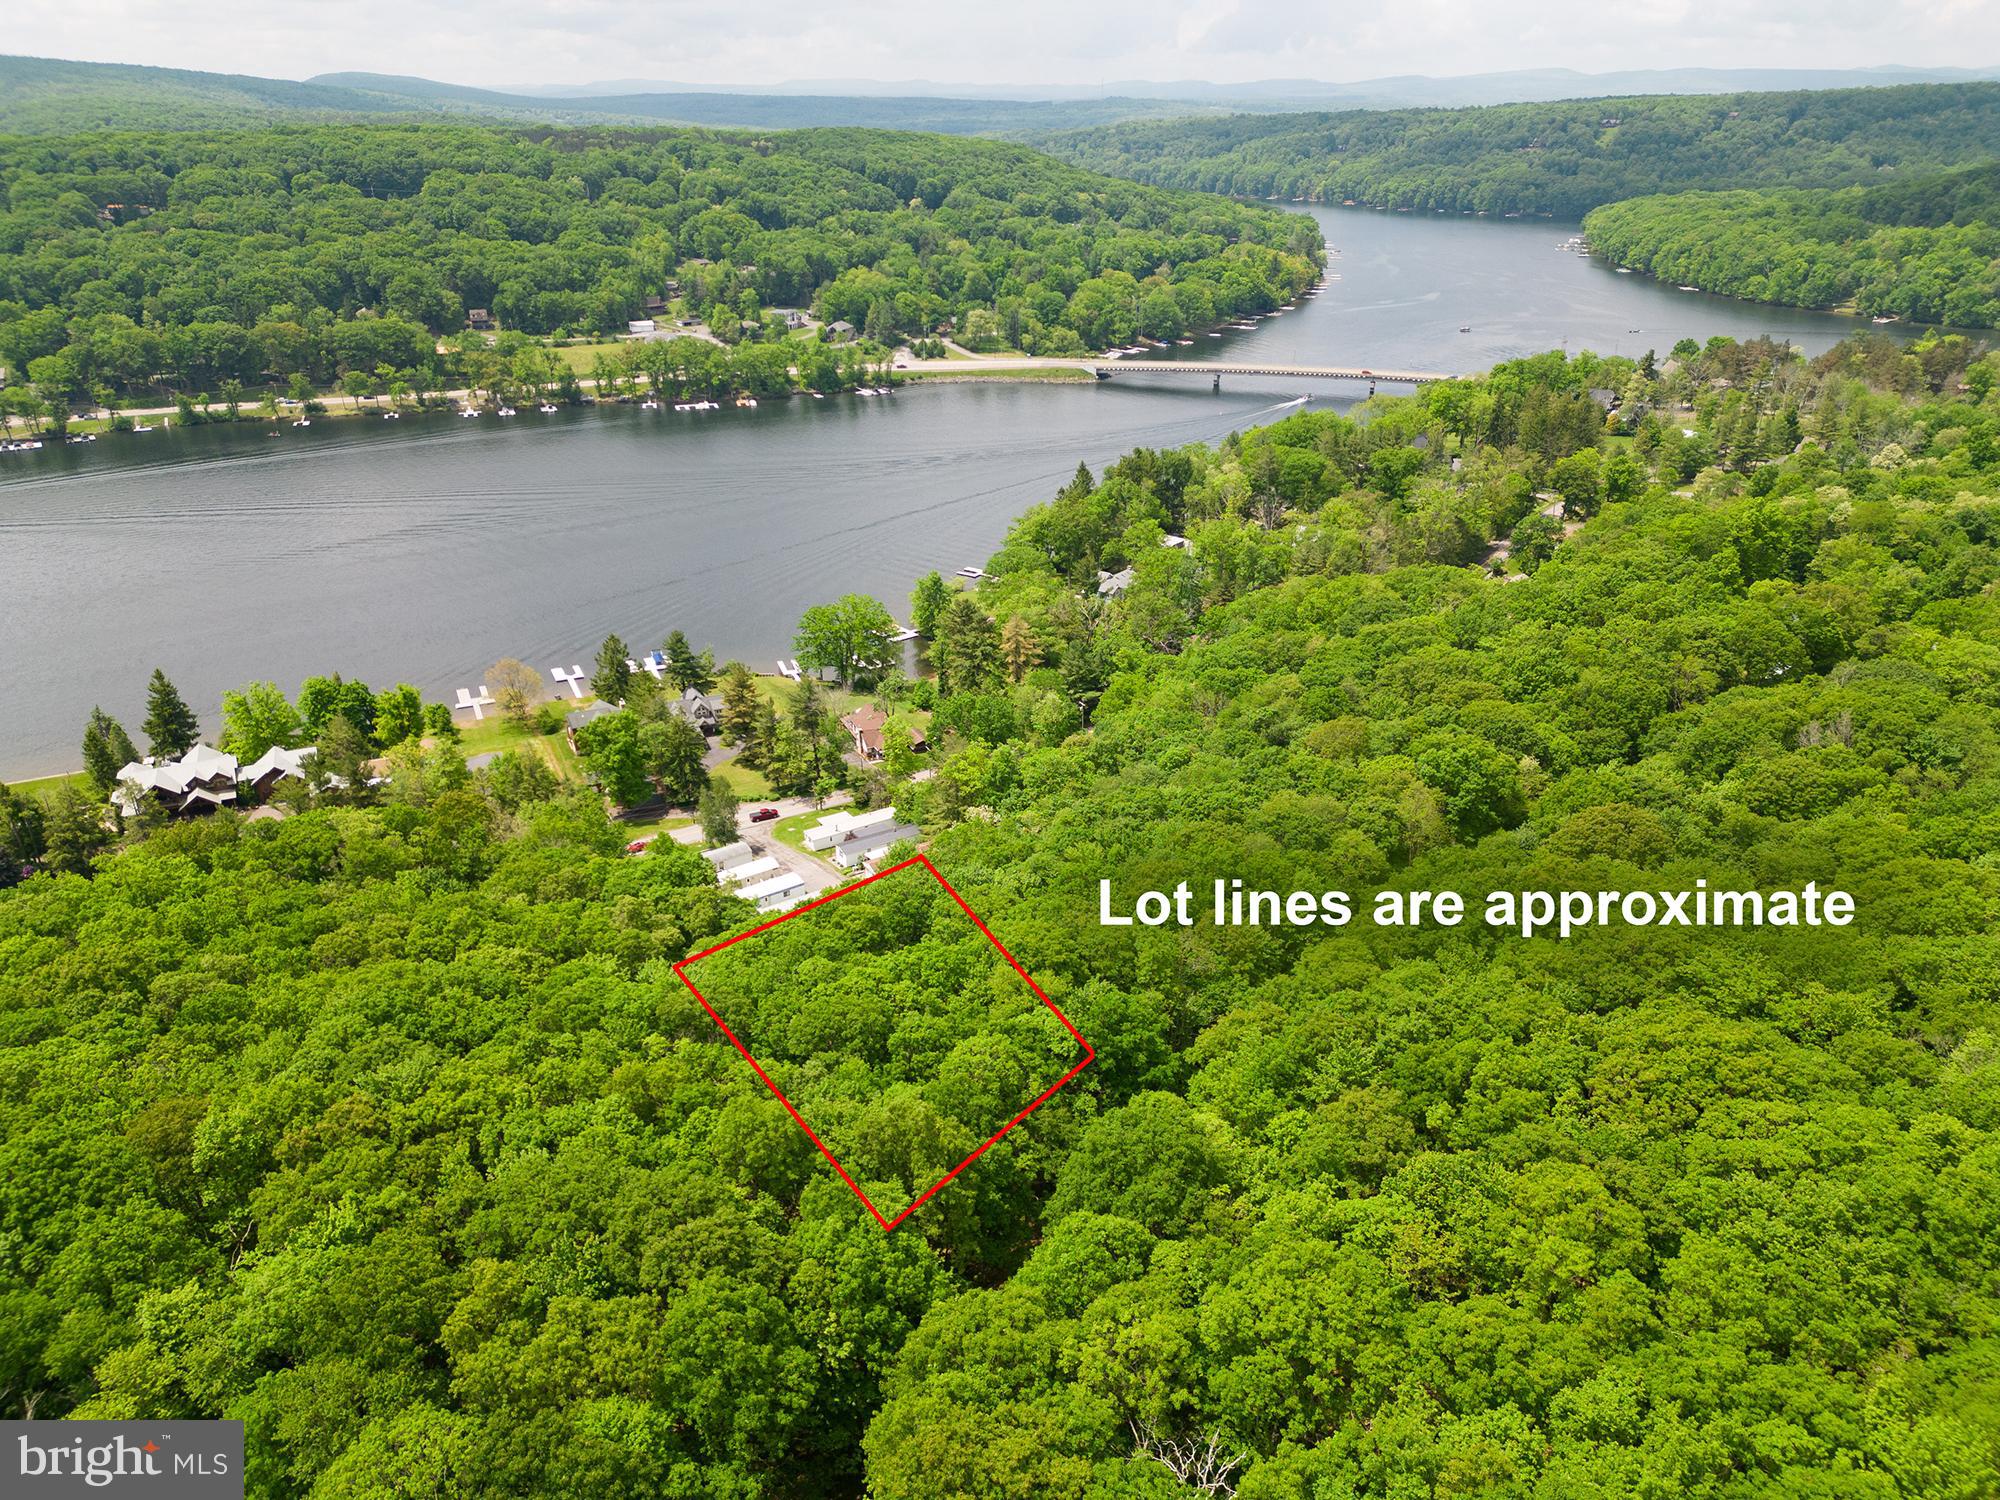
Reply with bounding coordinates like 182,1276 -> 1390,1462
564,699 -> 620,751
113,741 -> 313,817
842,706 -> 889,760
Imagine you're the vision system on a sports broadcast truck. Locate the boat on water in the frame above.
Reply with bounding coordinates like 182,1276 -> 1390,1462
459,408 -> 478,418
735,397 -> 757,408
1678,285 -> 1699,292
538,403 -> 558,413
383,411 -> 400,420
497,407 -> 517,417
1871,315 -> 1900,324
290,418 -> 310,427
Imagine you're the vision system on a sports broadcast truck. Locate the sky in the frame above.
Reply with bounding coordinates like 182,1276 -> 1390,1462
11,0 -> 1998,89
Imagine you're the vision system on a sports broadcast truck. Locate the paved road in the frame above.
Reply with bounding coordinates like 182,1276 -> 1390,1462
735,793 -> 852,897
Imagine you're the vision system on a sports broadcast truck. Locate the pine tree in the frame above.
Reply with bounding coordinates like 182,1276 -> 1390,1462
592,635 -> 633,705
1001,615 -> 1042,682
142,669 -> 200,759
744,697 -> 781,771
81,708 -> 139,798
718,662 -> 762,747
663,631 -> 713,694
936,595 -> 1002,695
651,715 -> 710,806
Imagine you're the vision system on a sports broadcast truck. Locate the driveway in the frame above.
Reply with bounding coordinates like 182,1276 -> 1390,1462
736,793 -> 852,897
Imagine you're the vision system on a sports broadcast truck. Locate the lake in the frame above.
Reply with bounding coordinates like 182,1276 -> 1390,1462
0,206 -> 1898,780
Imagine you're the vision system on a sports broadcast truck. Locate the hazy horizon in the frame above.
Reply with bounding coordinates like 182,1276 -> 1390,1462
12,1 -> 1999,95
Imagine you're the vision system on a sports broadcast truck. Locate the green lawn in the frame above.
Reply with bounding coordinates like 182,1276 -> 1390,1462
7,769 -> 87,799
762,807 -> 833,856
752,673 -> 872,717
455,712 -> 584,784
903,366 -> 1094,383
713,760 -> 774,800
555,340 -> 631,374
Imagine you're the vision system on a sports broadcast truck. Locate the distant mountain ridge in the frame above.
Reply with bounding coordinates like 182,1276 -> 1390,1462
6,52 -> 2000,138
0,55 -> 1207,135
492,63 -> 2000,111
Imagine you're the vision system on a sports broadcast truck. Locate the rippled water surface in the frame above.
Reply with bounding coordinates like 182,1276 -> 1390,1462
0,207 -> 1895,779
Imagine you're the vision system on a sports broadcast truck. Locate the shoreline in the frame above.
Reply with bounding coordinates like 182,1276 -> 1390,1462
0,361 -> 1126,447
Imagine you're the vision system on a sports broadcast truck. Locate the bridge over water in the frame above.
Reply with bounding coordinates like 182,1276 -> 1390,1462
900,356 -> 1464,390
1090,360 -> 1455,386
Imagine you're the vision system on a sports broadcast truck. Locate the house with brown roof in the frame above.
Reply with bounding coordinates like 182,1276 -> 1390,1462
842,705 -> 889,760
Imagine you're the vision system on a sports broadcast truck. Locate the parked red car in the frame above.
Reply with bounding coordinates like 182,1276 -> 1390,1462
624,839 -> 649,854
750,807 -> 781,823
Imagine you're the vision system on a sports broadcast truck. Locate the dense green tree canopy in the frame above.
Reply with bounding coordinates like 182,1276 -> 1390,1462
8,331 -> 2000,1495
1043,82 -> 2000,218
0,123 -> 1321,396
1585,160 -> 2000,326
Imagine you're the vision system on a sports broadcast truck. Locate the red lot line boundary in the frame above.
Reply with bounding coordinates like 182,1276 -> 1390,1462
673,853 -> 1094,1231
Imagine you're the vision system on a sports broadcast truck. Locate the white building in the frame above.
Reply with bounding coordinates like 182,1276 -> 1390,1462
829,822 -> 920,870
239,744 -> 314,798
736,870 -> 807,911
721,855 -> 782,886
113,743 -> 242,817
702,841 -> 754,871
805,805 -> 902,850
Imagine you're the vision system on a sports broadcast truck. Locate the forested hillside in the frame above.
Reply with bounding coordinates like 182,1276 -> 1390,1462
1584,161 -> 2000,327
1042,82 -> 2000,217
7,331 -> 2000,1495
0,123 -> 1319,399
0,55 -> 1195,137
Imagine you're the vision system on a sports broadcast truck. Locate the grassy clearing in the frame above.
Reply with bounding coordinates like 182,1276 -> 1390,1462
902,366 -> 1095,383
555,340 -> 632,374
455,712 -> 585,783
713,760 -> 774,800
6,769 -> 88,799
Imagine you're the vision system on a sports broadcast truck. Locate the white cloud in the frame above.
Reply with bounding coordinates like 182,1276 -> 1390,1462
10,0 -> 1996,88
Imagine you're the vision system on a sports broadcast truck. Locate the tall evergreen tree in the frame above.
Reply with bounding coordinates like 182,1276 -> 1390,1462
142,669 -> 200,759
81,708 -> 139,798
717,662 -> 762,747
651,715 -> 710,806
1001,615 -> 1042,682
936,595 -> 1003,696
744,697 -> 781,771
663,631 -> 715,695
592,634 -> 634,705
